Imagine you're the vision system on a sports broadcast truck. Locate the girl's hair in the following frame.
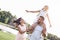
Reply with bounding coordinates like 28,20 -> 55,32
13,18 -> 22,25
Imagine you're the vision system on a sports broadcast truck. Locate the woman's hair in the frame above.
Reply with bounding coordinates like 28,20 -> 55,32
13,18 -> 22,25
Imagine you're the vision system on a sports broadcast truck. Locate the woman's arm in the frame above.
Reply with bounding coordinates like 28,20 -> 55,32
46,14 -> 52,27
25,10 -> 40,13
17,26 -> 26,34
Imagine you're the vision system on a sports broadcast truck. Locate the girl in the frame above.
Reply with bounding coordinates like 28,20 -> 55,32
25,5 -> 52,27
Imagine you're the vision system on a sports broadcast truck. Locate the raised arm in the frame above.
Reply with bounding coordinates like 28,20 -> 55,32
25,10 -> 40,13
46,14 -> 52,27
17,25 -> 26,34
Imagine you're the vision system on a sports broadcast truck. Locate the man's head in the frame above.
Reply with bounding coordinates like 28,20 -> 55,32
37,16 -> 44,23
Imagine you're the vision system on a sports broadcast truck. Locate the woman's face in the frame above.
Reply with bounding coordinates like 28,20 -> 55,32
20,19 -> 25,24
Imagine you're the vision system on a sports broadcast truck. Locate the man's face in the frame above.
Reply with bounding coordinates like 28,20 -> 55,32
38,17 -> 43,23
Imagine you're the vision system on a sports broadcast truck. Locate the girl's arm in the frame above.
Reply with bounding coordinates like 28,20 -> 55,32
46,14 -> 52,27
25,10 -> 40,13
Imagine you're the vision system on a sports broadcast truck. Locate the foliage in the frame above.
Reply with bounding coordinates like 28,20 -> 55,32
47,33 -> 60,40
0,9 -> 17,25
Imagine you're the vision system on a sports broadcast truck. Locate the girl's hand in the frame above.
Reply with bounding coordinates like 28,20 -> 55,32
25,10 -> 29,12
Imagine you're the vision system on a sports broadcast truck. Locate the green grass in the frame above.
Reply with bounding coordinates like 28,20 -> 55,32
0,31 -> 15,40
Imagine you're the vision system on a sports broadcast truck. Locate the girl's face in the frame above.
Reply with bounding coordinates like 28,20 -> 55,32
43,6 -> 48,11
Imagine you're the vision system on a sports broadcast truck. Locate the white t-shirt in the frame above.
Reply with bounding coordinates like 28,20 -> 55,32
37,10 -> 47,19
34,10 -> 47,23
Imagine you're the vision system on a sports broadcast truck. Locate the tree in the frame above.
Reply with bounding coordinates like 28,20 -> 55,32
47,33 -> 60,40
5,17 -> 9,24
0,9 -> 17,25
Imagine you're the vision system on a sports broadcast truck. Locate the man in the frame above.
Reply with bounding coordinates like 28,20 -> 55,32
28,16 -> 46,40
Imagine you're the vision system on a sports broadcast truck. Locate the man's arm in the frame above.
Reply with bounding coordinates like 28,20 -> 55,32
42,23 -> 46,37
17,26 -> 26,34
28,23 -> 37,31
25,10 -> 40,13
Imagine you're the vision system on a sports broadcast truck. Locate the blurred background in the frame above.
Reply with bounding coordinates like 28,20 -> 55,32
0,0 -> 60,40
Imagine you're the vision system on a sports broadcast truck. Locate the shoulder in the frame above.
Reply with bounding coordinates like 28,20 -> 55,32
18,25 -> 22,28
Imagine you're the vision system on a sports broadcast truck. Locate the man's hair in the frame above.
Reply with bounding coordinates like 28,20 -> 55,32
40,16 -> 44,21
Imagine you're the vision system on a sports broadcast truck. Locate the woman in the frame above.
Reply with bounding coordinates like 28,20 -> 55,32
25,5 -> 52,27
28,16 -> 46,40
14,18 -> 27,40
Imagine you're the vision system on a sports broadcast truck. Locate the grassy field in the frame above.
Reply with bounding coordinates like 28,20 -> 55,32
0,31 -> 15,40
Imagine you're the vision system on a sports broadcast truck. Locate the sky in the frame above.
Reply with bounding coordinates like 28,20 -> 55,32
0,0 -> 60,37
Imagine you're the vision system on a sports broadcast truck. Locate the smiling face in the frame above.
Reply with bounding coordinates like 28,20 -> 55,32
37,16 -> 44,23
20,19 -> 25,24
